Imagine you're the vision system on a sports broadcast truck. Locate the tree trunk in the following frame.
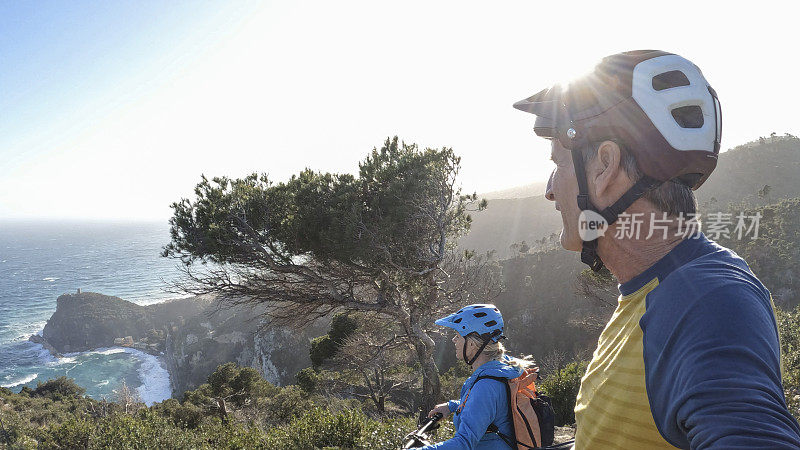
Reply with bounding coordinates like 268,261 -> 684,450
410,328 -> 441,420
217,398 -> 228,424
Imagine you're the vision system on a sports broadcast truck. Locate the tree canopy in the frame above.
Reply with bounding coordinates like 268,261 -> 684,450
163,136 -> 496,413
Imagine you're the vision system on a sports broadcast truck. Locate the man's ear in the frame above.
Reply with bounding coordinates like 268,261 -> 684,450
593,140 -> 623,200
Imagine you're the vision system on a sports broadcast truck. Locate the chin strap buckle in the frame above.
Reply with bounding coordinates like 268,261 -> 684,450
581,240 -> 604,272
581,246 -> 604,272
576,194 -> 591,211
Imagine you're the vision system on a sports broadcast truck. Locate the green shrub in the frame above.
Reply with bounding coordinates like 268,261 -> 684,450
199,363 -> 276,408
18,386 -> 34,397
260,404 -> 455,449
257,385 -> 316,427
32,377 -> 86,400
208,362 -> 240,398
538,361 -> 588,426
363,414 -> 454,449
194,421 -> 268,449
0,361 -> 463,448
38,417 -> 93,449
777,305 -> 800,421
0,412 -> 30,447
154,398 -> 206,429
309,313 -> 358,369
310,335 -> 337,369
296,367 -> 319,393
182,383 -> 214,406
90,410 -> 197,449
266,407 -> 363,449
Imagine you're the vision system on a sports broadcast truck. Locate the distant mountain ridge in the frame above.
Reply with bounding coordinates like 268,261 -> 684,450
464,135 -> 800,258
477,181 -> 547,200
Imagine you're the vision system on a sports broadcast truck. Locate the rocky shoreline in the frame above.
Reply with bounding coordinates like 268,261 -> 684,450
32,291 -> 325,398
28,334 -> 62,358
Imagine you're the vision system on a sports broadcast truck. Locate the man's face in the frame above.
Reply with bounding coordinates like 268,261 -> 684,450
544,139 -> 583,252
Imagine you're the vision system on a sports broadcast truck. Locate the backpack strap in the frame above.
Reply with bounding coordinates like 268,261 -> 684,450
476,375 -> 539,450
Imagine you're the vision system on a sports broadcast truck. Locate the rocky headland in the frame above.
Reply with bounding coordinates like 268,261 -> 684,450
31,291 -> 325,397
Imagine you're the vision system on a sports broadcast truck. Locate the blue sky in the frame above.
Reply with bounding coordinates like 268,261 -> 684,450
1,1 -> 798,220
1,1 -> 245,167
0,0 -> 262,219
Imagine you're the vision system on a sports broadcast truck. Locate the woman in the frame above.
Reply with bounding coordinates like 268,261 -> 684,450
420,304 -> 535,450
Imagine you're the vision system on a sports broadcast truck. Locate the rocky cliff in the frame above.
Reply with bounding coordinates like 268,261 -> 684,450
162,298 -> 325,395
36,292 -> 325,397
40,292 -> 209,353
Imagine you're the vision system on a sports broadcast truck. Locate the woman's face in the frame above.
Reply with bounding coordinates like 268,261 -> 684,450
452,333 -> 471,360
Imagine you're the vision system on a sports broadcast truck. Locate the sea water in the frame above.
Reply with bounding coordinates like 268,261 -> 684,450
0,219 -> 180,405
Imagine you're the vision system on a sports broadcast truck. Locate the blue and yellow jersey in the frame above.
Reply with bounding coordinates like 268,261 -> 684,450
574,233 -> 800,449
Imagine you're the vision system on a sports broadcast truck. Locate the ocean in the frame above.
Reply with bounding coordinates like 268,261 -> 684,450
0,219 -> 181,405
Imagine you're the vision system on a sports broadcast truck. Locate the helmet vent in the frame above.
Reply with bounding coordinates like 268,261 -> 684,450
484,320 -> 498,327
652,70 -> 690,91
453,318 -> 462,323
671,105 -> 704,128
473,312 -> 487,318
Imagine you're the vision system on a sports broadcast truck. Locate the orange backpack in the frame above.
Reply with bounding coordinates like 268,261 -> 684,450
458,367 -> 555,449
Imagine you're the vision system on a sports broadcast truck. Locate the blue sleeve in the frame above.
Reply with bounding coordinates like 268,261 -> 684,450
448,400 -> 460,413
642,283 -> 800,449
422,380 -> 500,450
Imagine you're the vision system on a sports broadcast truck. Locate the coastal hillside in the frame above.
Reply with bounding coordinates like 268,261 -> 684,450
698,135 -> 800,208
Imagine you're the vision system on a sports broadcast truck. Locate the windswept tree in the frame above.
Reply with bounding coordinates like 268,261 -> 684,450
163,137 -> 499,414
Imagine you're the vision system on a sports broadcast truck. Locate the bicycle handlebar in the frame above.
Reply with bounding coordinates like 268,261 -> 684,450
401,412 -> 443,449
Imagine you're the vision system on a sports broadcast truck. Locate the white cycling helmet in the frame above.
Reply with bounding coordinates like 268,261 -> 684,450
513,50 -> 722,271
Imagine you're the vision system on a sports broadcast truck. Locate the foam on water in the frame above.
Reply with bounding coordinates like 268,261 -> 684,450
2,373 -> 38,388
133,293 -> 193,306
2,320 -> 48,344
133,349 -> 171,406
48,355 -> 78,365
89,348 -> 128,356
57,347 -> 172,405
25,341 -> 58,364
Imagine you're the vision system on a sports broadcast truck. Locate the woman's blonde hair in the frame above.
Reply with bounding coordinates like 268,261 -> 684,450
466,334 -> 536,369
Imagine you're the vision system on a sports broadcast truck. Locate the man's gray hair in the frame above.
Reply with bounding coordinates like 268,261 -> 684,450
582,142 -> 697,217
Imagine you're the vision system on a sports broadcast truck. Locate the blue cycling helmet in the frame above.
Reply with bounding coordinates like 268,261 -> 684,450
436,304 -> 506,364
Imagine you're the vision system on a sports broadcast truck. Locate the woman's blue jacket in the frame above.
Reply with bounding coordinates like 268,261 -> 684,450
422,359 -> 522,449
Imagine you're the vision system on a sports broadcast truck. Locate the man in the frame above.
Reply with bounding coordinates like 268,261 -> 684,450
513,50 -> 800,448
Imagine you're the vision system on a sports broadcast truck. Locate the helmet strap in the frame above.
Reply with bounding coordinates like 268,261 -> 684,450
463,330 -> 501,366
569,144 -> 661,272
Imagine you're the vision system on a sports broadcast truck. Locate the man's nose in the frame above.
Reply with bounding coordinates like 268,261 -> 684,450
545,169 -> 555,201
